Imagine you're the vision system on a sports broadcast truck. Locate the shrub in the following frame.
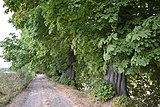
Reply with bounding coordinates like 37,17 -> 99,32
113,96 -> 145,107
89,79 -> 115,101
51,76 -> 60,82
20,71 -> 33,88
58,76 -> 75,86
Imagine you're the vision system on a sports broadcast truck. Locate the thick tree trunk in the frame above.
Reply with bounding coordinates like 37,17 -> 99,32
66,65 -> 74,79
105,64 -> 128,96
65,46 -> 76,79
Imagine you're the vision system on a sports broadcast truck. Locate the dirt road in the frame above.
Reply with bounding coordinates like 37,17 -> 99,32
6,74 -> 73,107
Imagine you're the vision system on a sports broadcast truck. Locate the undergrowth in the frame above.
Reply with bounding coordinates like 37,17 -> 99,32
88,79 -> 115,101
113,96 -> 145,107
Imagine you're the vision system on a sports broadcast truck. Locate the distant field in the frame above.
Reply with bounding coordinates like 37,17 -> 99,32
0,73 -> 30,106
0,68 -> 9,73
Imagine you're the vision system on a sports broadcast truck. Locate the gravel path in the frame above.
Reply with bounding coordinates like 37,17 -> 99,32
6,74 -> 73,107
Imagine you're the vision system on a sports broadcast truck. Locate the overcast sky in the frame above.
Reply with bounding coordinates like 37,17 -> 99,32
0,1 -> 20,68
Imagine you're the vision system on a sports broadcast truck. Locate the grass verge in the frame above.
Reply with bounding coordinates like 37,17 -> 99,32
0,72 -> 33,107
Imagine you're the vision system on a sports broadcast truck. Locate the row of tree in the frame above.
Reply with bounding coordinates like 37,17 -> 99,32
1,0 -> 160,106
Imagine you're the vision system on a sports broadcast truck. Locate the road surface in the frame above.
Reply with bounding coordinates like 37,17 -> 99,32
6,74 -> 73,107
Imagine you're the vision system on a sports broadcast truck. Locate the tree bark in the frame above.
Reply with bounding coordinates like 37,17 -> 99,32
65,46 -> 76,79
105,64 -> 128,96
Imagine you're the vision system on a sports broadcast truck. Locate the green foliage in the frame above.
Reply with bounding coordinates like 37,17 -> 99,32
0,32 -> 36,70
58,77 -> 75,86
50,70 -> 75,86
51,76 -> 60,82
113,96 -> 145,107
18,67 -> 35,87
89,79 -> 115,101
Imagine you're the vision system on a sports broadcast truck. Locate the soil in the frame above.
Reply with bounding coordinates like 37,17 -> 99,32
6,74 -> 114,107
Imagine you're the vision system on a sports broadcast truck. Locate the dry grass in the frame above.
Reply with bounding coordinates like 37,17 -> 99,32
0,73 -> 24,106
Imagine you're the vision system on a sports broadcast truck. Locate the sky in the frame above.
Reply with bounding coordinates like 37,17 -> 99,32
0,1 -> 20,68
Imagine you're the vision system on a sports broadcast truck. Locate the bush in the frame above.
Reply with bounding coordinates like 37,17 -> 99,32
20,71 -> 33,88
58,76 -> 75,86
89,79 -> 115,101
113,96 -> 145,107
51,76 -> 60,82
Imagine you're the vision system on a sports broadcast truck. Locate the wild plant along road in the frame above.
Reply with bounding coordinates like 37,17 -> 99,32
7,74 -> 73,107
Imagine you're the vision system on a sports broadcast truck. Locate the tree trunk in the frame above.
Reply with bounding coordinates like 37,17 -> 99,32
105,64 -> 128,96
65,46 -> 76,79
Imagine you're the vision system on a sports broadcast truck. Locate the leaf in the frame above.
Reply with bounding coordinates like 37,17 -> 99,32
56,17 -> 60,31
98,38 -> 105,48
121,60 -> 129,68
107,45 -> 116,53
111,33 -> 118,40
118,66 -> 124,73
39,2 -> 48,10
103,52 -> 111,61
136,57 -> 150,67
131,34 -> 140,42
126,67 -> 134,75
103,63 -> 107,72
126,33 -> 132,42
